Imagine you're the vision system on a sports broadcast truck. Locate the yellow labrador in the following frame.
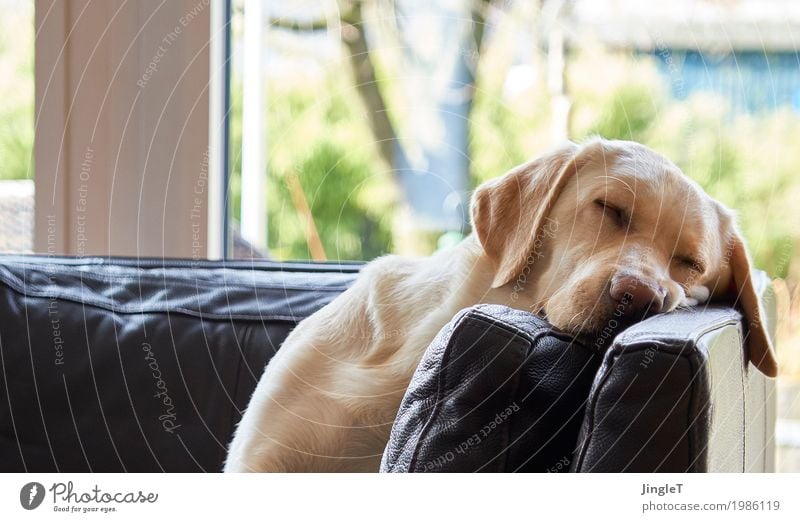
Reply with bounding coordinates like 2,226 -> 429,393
225,138 -> 776,472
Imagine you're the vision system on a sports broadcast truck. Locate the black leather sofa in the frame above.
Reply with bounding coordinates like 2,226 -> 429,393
0,255 -> 776,472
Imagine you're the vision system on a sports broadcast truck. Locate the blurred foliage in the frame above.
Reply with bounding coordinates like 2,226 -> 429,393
0,4 -> 34,180
230,75 -> 396,260
228,43 -> 799,284
469,88 -> 531,186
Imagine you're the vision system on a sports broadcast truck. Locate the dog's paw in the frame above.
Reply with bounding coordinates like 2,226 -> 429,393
682,285 -> 710,307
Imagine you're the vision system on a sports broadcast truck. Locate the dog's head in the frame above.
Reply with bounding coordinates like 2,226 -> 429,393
471,137 -> 777,377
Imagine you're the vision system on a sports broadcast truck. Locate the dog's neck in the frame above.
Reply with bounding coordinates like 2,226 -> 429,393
382,235 -> 544,376
430,234 -> 542,316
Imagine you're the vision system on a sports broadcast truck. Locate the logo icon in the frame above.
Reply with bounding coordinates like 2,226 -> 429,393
20,482 -> 45,510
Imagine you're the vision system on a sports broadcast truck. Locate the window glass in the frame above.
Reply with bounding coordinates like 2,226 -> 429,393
0,0 -> 34,253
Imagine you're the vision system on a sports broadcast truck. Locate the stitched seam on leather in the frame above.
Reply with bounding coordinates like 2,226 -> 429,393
697,350 -> 713,473
684,331 -> 747,473
622,320 -> 742,472
405,311 -> 529,472
607,344 -> 713,472
581,344 -> 699,472
686,353 -> 697,472
629,345 -> 710,473
508,352 -> 601,472
618,316 -> 739,348
0,264 -> 354,291
470,307 -> 587,349
469,309 -> 547,342
500,356 -> 523,473
0,277 -> 348,317
463,314 -> 597,472
574,351 -> 619,471
406,311 -> 471,471
470,309 -> 597,363
611,345 -> 693,472
612,319 -> 740,359
464,315 -> 533,472
0,257 -> 363,273
0,288 -> 318,323
468,309 -> 604,470
667,350 -> 712,473
3,270 -> 352,292
462,314 -> 530,472
676,352 -> 711,473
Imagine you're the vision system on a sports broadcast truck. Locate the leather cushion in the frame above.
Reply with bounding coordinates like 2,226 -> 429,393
381,304 -> 602,472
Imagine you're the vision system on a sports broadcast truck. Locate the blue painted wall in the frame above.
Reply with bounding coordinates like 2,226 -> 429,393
649,49 -> 800,113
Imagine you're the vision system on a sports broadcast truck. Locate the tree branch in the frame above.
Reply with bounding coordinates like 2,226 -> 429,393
465,0 -> 494,185
268,1 -> 399,168
471,0 -> 492,58
268,17 -> 329,32
340,1 -> 400,169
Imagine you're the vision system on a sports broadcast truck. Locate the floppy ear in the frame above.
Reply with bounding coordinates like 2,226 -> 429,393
471,143 -> 579,288
726,232 -> 778,377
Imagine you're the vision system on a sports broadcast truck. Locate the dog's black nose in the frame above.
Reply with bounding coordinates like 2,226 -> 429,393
609,275 -> 666,318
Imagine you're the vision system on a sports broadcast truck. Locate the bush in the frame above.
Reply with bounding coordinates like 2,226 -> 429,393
229,74 -> 396,261
0,5 -> 34,180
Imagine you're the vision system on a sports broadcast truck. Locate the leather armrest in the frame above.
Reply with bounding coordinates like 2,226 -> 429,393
381,304 -> 602,472
571,274 -> 777,472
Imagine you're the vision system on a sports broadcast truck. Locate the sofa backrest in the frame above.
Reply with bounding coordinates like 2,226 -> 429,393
0,255 -> 359,472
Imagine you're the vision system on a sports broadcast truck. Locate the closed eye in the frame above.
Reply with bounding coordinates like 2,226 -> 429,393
676,256 -> 706,274
593,199 -> 628,227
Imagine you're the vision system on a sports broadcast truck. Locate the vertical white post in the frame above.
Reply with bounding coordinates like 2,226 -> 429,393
546,0 -> 571,144
207,0 -> 228,260
240,0 -> 268,252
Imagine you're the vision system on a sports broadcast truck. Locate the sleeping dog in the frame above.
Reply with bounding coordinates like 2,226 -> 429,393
225,138 -> 777,472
